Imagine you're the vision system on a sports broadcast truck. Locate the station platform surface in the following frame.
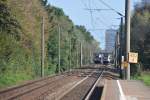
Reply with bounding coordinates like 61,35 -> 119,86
101,80 -> 150,100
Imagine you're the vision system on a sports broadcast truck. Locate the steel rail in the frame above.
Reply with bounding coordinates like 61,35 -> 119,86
84,70 -> 104,100
57,69 -> 98,100
0,71 -> 69,94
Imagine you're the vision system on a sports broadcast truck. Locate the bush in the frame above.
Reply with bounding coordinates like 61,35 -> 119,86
130,63 -> 141,77
0,72 -> 32,89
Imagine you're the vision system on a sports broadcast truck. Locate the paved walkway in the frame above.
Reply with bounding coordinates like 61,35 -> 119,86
101,80 -> 150,100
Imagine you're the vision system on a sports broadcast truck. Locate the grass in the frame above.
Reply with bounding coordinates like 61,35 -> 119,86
0,72 -> 33,89
134,72 -> 150,86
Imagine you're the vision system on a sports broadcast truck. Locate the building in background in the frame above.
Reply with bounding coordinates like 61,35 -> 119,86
105,29 -> 117,53
142,0 -> 150,4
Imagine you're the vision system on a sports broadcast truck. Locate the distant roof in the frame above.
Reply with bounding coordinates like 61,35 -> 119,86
99,50 -> 113,54
105,29 -> 117,33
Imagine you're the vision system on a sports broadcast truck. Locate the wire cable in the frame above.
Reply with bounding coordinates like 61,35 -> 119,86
88,0 -> 95,29
98,0 -> 124,16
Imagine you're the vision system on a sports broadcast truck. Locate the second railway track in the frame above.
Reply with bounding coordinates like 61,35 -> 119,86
0,74 -> 72,100
0,65 -> 105,100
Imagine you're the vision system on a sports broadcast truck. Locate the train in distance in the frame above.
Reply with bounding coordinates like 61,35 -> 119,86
93,53 -> 113,65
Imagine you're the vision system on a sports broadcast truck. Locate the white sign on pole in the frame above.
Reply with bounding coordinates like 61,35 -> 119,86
128,52 -> 138,63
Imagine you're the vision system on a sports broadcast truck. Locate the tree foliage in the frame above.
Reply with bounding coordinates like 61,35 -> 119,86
40,0 -> 48,6
131,1 -> 150,71
44,5 -> 100,72
0,0 -> 21,40
0,0 -> 100,88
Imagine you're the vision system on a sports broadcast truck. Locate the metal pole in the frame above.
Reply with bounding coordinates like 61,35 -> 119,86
115,33 -> 117,68
90,49 -> 91,64
86,45 -> 88,65
119,17 -> 123,65
114,42 -> 116,67
88,46 -> 90,65
80,42 -> 83,67
58,25 -> 61,73
119,17 -> 123,78
87,45 -> 89,65
70,38 -> 72,71
117,32 -> 120,68
125,0 -> 131,80
76,44 -> 79,68
41,17 -> 45,77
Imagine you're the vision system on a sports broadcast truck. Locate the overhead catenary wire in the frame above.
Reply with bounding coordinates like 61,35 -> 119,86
98,0 -> 124,16
88,28 -> 106,31
81,0 -> 88,8
80,0 -> 109,50
93,0 -> 112,27
80,0 -> 96,30
84,0 -> 111,28
84,8 -> 112,11
80,0 -> 103,52
96,17 -> 109,28
88,0 -> 95,29
92,0 -> 124,27
81,0 -> 124,29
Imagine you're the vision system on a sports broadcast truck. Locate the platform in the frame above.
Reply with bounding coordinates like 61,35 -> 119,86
101,80 -> 150,100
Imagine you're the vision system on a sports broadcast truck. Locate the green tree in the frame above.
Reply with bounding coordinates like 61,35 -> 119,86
144,32 -> 150,68
131,3 -> 150,65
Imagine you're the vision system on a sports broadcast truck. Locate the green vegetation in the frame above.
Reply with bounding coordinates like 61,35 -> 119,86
116,1 -> 150,78
0,0 -> 100,88
129,1 -> 150,85
45,4 -> 99,73
130,1 -> 150,76
133,72 -> 150,86
117,1 -> 150,80
0,73 -> 32,89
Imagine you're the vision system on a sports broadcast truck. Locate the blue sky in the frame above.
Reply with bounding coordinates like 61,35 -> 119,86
48,0 -> 141,49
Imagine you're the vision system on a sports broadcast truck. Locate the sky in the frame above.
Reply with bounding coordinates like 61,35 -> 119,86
48,0 -> 141,49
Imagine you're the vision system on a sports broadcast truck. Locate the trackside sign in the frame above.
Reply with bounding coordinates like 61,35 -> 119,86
128,52 -> 138,63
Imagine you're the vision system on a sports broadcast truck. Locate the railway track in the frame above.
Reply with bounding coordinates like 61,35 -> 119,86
84,70 -> 104,100
0,74 -> 71,100
60,69 -> 104,100
0,66 -> 103,100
